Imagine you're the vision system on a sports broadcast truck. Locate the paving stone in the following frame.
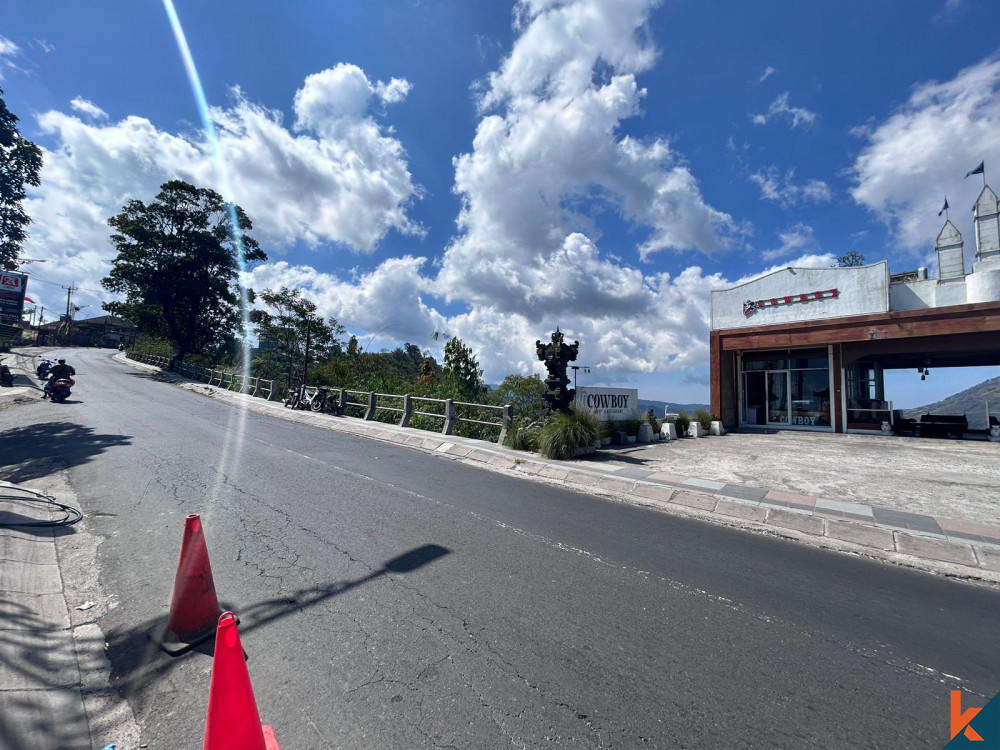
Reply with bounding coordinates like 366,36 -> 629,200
596,476 -> 636,494
719,484 -> 768,502
0,627 -> 79,689
646,472 -> 688,485
444,444 -> 473,458
764,490 -> 817,507
0,561 -> 63,595
815,498 -> 873,519
564,472 -> 602,487
974,546 -> 1000,571
894,533 -> 978,566
0,591 -> 70,630
422,439 -> 446,452
872,508 -> 943,535
669,491 -> 718,512
538,465 -> 569,480
465,449 -> 495,463
716,499 -> 767,523
825,519 -> 894,550
0,534 -> 58,566
681,478 -> 726,491
766,508 -> 825,535
0,688 -> 90,749
630,483 -> 675,503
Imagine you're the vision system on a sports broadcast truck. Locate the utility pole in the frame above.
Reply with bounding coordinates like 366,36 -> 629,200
62,285 -> 76,343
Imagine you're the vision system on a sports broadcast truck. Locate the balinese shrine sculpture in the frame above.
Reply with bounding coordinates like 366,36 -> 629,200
535,329 -> 579,416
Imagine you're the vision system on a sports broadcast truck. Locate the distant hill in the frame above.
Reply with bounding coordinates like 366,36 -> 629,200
902,376 -> 1000,429
638,398 -> 711,417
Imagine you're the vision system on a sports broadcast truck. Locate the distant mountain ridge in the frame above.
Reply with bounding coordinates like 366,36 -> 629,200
902,376 -> 1000,429
637,398 -> 711,417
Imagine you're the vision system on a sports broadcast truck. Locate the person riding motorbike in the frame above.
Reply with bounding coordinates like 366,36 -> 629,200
43,358 -> 76,398
36,359 -> 52,379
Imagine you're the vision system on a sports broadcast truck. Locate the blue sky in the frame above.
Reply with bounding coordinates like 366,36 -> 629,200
2,0 -> 999,407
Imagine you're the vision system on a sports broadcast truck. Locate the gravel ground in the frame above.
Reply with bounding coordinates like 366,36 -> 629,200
573,430 -> 1000,525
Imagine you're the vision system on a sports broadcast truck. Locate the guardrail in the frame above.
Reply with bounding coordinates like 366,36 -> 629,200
290,385 -> 512,444
125,351 -> 512,443
125,352 -> 275,401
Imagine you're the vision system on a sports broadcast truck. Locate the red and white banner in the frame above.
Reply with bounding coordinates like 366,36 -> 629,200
743,288 -> 838,318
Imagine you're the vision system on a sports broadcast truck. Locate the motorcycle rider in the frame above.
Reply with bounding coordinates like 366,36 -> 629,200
43,358 -> 75,398
36,359 -> 52,379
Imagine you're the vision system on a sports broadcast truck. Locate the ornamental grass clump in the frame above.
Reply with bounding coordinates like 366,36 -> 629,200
538,406 -> 599,460
504,418 -> 541,452
695,408 -> 713,430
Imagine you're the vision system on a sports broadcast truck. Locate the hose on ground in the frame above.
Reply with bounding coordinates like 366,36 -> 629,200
0,486 -> 83,527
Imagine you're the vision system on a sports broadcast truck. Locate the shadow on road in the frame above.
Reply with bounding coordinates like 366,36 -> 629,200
0,422 -> 133,484
105,544 -> 451,698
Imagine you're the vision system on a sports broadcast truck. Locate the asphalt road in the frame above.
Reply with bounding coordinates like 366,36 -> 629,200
2,348 -> 998,749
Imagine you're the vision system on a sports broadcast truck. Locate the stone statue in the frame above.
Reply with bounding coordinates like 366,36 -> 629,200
535,328 -> 579,415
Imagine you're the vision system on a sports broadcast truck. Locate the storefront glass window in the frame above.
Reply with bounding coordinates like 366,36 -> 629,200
741,348 -> 831,429
790,369 -> 831,426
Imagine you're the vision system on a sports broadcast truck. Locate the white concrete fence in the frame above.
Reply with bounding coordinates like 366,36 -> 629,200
125,351 -> 512,445
125,352 -> 275,401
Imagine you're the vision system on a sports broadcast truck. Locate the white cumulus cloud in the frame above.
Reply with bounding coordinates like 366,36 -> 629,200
850,53 -> 1000,252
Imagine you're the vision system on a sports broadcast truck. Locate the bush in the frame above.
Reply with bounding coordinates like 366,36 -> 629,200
695,408 -> 713,430
645,409 -> 661,434
504,418 -> 540,452
622,410 -> 642,436
674,411 -> 691,436
538,408 -> 598,460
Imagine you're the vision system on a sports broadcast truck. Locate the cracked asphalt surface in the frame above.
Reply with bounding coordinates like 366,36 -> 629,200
2,348 -> 999,748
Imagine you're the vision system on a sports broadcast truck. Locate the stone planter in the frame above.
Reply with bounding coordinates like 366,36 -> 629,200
687,422 -> 705,438
637,423 -> 654,443
710,420 -> 726,436
660,423 -> 677,441
600,436 -> 612,446
625,435 -> 637,444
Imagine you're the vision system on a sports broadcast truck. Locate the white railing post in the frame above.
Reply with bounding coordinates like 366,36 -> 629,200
442,399 -> 456,435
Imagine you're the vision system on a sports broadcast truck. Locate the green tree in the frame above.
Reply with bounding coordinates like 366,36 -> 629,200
0,88 -> 43,269
443,336 -> 485,400
101,180 -> 266,364
249,286 -> 345,390
491,373 -> 546,418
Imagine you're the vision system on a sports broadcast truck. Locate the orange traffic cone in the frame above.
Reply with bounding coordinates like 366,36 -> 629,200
149,513 -> 225,655
203,612 -> 280,750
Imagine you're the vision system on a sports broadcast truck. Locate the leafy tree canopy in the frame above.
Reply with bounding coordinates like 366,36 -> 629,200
101,180 -> 266,363
0,88 -> 43,269
249,286 -> 345,390
443,336 -> 485,401
491,373 -> 545,418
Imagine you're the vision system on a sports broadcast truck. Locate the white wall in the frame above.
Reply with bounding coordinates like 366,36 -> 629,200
711,263 -> 889,331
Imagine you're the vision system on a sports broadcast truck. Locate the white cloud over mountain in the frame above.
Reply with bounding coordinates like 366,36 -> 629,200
851,53 -> 1000,253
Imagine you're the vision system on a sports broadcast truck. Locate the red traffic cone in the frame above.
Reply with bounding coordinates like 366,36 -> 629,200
150,514 -> 224,655
203,612 -> 280,750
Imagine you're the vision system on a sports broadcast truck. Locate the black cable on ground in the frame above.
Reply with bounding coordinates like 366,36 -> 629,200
0,487 -> 83,527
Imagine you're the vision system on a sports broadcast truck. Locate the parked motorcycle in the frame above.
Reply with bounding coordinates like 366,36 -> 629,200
36,359 -> 52,379
47,376 -> 75,403
0,361 -> 13,387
